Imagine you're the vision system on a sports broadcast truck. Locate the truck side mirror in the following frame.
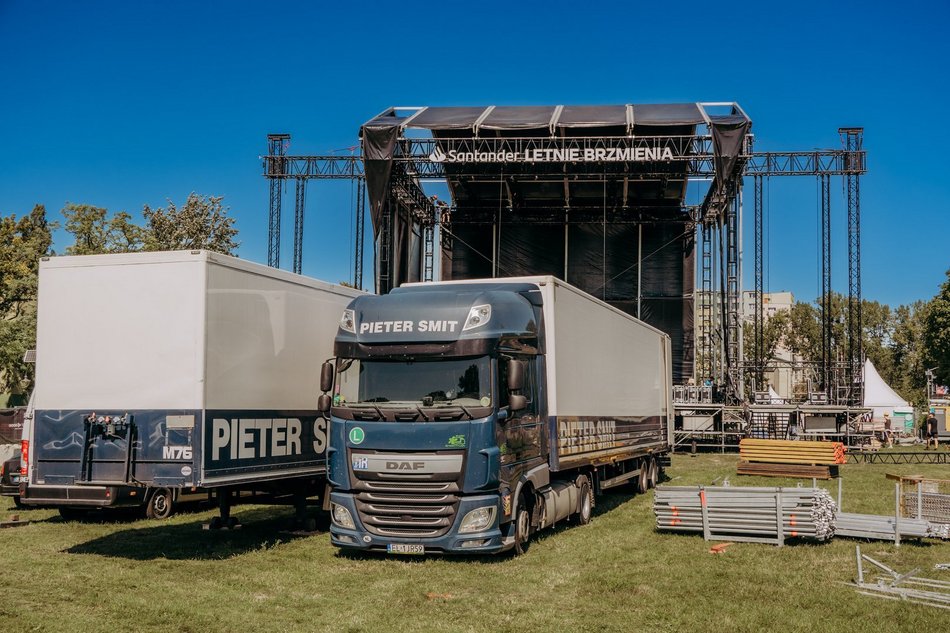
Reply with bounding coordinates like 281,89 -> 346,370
320,361 -> 334,393
317,393 -> 332,414
507,360 -> 524,391
509,394 -> 526,412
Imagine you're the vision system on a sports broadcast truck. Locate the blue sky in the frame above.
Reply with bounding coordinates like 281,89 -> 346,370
1,0 -> 947,306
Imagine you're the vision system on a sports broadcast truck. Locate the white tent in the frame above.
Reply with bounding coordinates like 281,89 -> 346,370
863,359 -> 914,431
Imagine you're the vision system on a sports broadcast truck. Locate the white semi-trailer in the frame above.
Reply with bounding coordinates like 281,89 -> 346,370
322,276 -> 673,554
21,250 -> 362,523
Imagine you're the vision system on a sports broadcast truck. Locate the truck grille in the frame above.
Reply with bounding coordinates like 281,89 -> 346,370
354,480 -> 460,538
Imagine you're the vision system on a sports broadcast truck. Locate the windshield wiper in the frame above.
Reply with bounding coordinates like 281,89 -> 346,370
428,403 -> 475,420
416,406 -> 431,421
349,403 -> 385,421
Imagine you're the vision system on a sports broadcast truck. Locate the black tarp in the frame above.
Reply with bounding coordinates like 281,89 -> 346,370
362,124 -> 399,234
632,103 -> 705,126
711,115 -> 751,193
557,105 -> 628,129
408,107 -> 489,130
479,106 -> 556,131
403,104 -> 712,133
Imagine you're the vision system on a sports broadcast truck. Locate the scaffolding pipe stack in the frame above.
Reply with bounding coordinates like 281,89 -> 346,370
739,438 -> 847,465
654,485 -> 837,545
836,512 -> 950,541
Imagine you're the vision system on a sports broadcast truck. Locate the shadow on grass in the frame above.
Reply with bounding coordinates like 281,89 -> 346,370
64,507 -> 322,560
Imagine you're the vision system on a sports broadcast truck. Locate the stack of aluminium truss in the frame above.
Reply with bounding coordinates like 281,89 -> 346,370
654,485 -> 837,545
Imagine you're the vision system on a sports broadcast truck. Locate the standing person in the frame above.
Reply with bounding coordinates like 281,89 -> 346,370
925,412 -> 940,450
883,413 -> 893,448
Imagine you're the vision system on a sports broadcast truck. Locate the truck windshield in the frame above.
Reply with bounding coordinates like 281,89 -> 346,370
336,356 -> 491,407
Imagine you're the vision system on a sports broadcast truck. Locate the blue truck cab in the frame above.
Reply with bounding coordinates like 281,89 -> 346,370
323,277 -> 672,555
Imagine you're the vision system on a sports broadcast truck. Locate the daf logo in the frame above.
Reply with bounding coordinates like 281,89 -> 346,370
429,147 -> 446,163
386,461 -> 425,471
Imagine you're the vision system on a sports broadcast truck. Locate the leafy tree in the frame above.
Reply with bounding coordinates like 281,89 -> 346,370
62,203 -> 145,254
743,310 -> 790,365
923,269 -> 950,385
888,300 -> 930,404
862,299 -> 894,379
0,205 -> 54,400
782,300 -> 821,361
143,193 -> 238,255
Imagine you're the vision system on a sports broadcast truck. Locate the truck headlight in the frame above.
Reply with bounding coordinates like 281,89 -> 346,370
458,506 -> 496,533
340,309 -> 356,333
462,304 -> 491,331
331,502 -> 355,529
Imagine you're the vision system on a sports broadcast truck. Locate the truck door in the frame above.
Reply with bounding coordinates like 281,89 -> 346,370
497,355 -> 544,484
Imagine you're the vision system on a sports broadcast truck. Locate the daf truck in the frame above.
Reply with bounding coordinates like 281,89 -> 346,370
21,250 -> 362,523
321,276 -> 672,554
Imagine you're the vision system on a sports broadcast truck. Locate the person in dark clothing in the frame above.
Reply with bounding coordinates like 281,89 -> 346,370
925,412 -> 940,450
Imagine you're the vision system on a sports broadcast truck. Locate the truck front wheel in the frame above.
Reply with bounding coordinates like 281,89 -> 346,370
146,488 -> 175,520
513,495 -> 532,556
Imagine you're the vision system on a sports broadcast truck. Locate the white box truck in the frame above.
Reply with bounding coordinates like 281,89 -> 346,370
21,250 -> 362,523
321,276 -> 672,554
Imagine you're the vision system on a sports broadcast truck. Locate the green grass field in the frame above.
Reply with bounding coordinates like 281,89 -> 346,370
2,452 -> 950,632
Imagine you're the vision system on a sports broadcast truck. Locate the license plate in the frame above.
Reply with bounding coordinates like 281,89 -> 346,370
387,543 -> 424,555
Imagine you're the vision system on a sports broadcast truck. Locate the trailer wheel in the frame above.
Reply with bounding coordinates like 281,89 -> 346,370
637,459 -> 649,494
513,494 -> 532,556
146,488 -> 175,520
573,480 -> 593,526
648,458 -> 659,489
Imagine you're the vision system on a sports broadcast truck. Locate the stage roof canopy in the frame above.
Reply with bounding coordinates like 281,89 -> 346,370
363,103 -> 749,136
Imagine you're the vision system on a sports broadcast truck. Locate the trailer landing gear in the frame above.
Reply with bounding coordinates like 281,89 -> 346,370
292,492 -> 319,532
205,489 -> 240,530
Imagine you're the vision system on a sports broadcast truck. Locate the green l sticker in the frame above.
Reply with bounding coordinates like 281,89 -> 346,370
349,427 -> 365,445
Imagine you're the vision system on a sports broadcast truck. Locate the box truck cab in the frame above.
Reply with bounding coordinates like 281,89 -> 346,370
323,277 -> 673,555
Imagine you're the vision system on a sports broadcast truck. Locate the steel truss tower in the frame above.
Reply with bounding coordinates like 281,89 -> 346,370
820,173 -> 833,399
753,175 -> 764,391
354,179 -> 366,290
292,178 -> 306,274
725,190 -> 741,400
266,134 -> 290,268
841,128 -> 864,405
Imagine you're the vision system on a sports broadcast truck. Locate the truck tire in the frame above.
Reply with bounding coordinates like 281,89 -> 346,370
146,488 -> 175,520
572,480 -> 593,526
647,458 -> 659,489
513,494 -> 531,556
12,496 -> 23,509
637,459 -> 649,494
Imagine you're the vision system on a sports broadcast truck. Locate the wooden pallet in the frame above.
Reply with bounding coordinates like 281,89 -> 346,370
740,438 -> 846,465
736,461 -> 835,479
